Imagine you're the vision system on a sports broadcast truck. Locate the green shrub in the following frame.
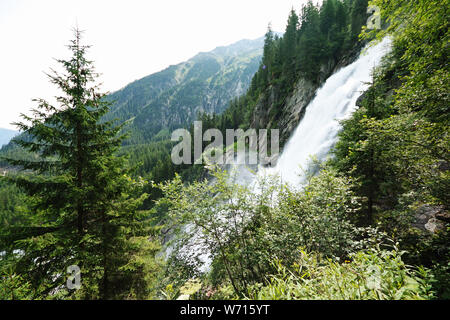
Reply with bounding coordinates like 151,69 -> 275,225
246,247 -> 435,300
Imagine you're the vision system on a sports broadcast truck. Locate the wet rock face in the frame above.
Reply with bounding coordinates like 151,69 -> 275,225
249,75 -> 318,148
279,78 -> 317,144
413,205 -> 449,233
250,50 -> 361,149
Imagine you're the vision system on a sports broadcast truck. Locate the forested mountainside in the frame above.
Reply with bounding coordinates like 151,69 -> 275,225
105,38 -> 264,145
0,0 -> 448,301
197,0 -> 370,146
0,37 -> 263,178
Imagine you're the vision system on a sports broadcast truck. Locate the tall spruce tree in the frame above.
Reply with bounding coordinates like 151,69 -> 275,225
350,0 -> 369,42
319,0 -> 336,37
297,1 -> 323,82
282,9 -> 299,85
261,24 -> 275,86
1,29 -> 161,299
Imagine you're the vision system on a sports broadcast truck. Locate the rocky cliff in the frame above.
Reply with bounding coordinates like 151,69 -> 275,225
250,46 -> 362,147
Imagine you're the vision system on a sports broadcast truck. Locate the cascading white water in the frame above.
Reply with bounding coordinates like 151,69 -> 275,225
174,39 -> 391,272
259,38 -> 391,187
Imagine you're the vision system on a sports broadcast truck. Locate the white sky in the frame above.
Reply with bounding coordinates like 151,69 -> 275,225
0,0 -> 313,130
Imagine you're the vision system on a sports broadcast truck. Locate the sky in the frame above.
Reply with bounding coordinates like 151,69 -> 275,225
0,0 -> 313,130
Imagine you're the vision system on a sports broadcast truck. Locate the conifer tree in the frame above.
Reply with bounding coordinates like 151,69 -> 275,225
282,9 -> 299,84
350,0 -> 369,42
320,0 -> 336,37
1,28 -> 160,299
261,24 -> 275,86
297,1 -> 323,82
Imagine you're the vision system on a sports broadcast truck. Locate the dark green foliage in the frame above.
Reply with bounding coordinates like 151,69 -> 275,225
297,2 -> 324,81
350,0 -> 369,41
0,179 -> 28,230
0,29 -> 162,299
282,9 -> 299,86
332,0 -> 449,298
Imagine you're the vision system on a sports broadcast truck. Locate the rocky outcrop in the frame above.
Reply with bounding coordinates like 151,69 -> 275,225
250,46 -> 362,148
278,78 -> 317,143
413,205 -> 449,233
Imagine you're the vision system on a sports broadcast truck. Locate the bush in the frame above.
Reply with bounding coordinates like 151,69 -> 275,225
246,247 -> 435,300
156,166 -> 377,296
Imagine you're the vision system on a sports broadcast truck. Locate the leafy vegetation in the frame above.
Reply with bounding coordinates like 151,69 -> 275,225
155,167 -> 368,297
0,0 -> 448,301
246,247 -> 435,300
331,0 -> 449,297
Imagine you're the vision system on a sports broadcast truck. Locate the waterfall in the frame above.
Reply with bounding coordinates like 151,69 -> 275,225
173,38 -> 391,272
259,38 -> 391,187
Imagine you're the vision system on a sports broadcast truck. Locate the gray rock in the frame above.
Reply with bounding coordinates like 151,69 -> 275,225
413,205 -> 448,233
279,78 -> 317,143
249,51 -> 361,148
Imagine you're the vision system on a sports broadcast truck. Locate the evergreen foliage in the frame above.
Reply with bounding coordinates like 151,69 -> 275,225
332,0 -> 449,297
0,29 -> 162,299
0,0 -> 448,301
201,0 -> 371,147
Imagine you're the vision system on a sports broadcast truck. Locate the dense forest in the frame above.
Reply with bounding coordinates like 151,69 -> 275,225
0,0 -> 448,300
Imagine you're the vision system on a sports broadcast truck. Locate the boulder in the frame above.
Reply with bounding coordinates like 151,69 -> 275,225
413,205 -> 448,233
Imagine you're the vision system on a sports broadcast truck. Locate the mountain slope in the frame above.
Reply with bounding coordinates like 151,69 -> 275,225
106,37 -> 264,144
0,37 -> 263,176
0,128 -> 18,147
